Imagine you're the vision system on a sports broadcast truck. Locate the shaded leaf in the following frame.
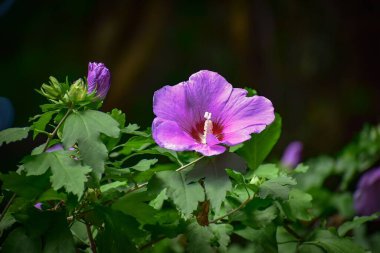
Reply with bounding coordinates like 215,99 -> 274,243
62,110 -> 120,177
186,222 -> 214,253
338,214 -> 378,237
188,152 -> 246,212
2,227 -> 41,253
0,172 -> 50,200
0,127 -> 29,146
128,159 -> 158,171
234,225 -> 277,253
259,176 -> 296,200
121,136 -> 155,155
150,170 -> 204,218
112,191 -> 158,224
283,188 -> 313,221
31,111 -> 56,139
23,151 -> 91,198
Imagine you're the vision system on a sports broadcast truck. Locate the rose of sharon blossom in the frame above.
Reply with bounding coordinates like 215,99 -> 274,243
87,62 -> 111,99
281,141 -> 303,168
152,70 -> 275,156
354,167 -> 380,216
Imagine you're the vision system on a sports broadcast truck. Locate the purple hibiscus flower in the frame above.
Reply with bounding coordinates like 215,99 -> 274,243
281,141 -> 303,168
152,70 -> 275,156
354,167 -> 380,216
87,62 -> 111,99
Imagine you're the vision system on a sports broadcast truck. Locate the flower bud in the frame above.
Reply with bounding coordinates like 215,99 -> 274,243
68,78 -> 87,103
40,76 -> 65,100
87,62 -> 111,99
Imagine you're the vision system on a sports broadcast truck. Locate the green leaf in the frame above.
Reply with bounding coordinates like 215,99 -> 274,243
128,158 -> 158,171
303,230 -> 366,253
187,153 -> 246,212
259,176 -> 296,200
338,214 -> 378,237
255,164 -> 279,179
0,172 -> 50,200
43,212 -> 76,253
120,136 -> 155,155
112,191 -> 158,224
121,123 -> 150,137
0,127 -> 29,146
149,188 -> 168,210
95,206 -> 147,251
133,163 -> 177,183
186,222 -> 214,253
109,109 -> 126,128
100,181 -> 127,193
209,224 -> 233,252
23,151 -> 91,198
237,113 -> 282,170
150,170 -> 205,218
234,225 -> 277,253
62,110 -> 120,177
244,203 -> 278,228
12,209 -> 75,253
226,169 -> 246,185
31,111 -> 56,139
283,188 -> 313,221
293,163 -> 309,174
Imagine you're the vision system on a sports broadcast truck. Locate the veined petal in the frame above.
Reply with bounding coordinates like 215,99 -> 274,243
153,82 -> 192,132
219,90 -> 275,134
221,131 -> 252,146
185,70 -> 233,123
152,118 -> 198,151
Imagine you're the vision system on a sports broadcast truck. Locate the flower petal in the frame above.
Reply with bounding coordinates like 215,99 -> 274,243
218,89 -> 275,134
221,131 -> 252,146
185,70 -> 233,123
194,144 -> 226,156
153,70 -> 234,132
152,118 -> 198,151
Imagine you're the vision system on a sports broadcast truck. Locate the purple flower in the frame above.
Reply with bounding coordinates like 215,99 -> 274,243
46,143 -> 64,152
87,62 -> 111,99
34,202 -> 42,210
354,167 -> 380,216
281,141 -> 303,168
152,70 -> 275,156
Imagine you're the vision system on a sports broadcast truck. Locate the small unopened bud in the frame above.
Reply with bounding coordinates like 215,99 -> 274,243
87,62 -> 111,99
249,175 -> 260,186
68,78 -> 87,102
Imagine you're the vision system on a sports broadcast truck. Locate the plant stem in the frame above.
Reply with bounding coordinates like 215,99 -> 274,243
0,193 -> 15,223
42,108 -> 72,152
85,221 -> 97,253
210,196 -> 253,224
283,223 -> 302,241
175,156 -> 204,172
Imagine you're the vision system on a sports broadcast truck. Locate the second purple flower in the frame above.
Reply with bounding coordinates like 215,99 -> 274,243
152,70 -> 275,156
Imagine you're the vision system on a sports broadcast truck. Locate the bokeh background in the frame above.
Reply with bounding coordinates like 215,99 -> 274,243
1,0 -> 379,169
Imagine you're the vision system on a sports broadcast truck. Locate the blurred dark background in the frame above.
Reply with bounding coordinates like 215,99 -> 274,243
1,0 -> 379,169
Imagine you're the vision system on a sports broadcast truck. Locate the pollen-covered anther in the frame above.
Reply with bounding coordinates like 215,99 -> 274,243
201,112 -> 213,144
